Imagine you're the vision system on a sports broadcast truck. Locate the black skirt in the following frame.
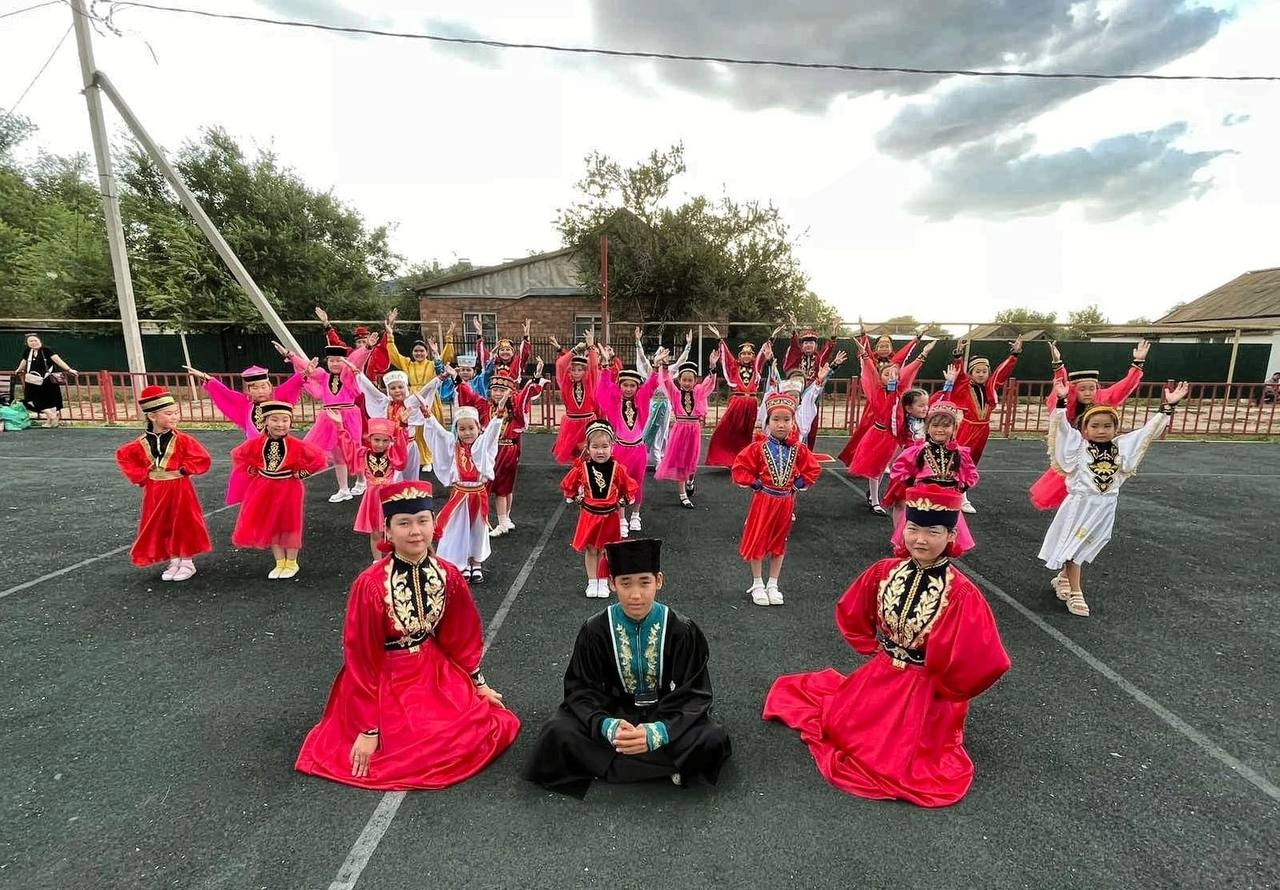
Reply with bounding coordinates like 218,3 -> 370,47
23,377 -> 63,412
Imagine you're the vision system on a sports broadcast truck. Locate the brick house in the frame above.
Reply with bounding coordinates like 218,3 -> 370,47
414,248 -> 603,352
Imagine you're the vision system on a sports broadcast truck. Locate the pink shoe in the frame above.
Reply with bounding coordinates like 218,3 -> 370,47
170,560 -> 197,582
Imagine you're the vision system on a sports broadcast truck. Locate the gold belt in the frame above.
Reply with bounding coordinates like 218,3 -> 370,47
453,483 -> 486,494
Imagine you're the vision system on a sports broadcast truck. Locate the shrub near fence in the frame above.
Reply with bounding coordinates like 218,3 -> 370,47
4,372 -> 1278,438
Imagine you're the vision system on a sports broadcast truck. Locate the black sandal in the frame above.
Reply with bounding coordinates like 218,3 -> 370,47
679,493 -> 694,509
870,504 -> 888,516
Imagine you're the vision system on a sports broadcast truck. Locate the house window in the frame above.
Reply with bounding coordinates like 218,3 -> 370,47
463,312 -> 497,353
574,314 -> 602,343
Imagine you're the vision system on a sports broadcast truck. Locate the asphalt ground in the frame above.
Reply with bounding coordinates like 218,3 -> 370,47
1,428 -> 1276,890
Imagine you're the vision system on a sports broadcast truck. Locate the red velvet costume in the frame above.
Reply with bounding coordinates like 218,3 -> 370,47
352,440 -> 408,534
477,335 -> 533,384
1029,361 -> 1145,510
782,331 -> 837,449
115,431 -> 214,566
764,555 -> 1010,807
837,337 -> 918,467
731,432 -> 821,560
848,350 -> 925,479
230,434 -> 327,549
706,341 -> 769,467
931,349 -> 1019,464
491,377 -> 544,498
295,554 -> 520,790
560,458 -> 639,551
552,351 -> 601,464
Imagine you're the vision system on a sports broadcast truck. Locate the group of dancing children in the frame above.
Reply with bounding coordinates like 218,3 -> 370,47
118,316 -> 1188,620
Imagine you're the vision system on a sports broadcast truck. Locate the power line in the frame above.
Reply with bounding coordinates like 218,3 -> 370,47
0,0 -> 62,21
5,24 -> 73,117
107,0 -> 1280,83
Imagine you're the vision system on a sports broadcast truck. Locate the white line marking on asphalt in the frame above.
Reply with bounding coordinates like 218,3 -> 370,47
325,499 -> 568,890
1,467 -> 338,602
824,468 -> 1280,804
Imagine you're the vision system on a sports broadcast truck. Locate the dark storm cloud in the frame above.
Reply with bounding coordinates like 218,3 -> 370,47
905,123 -> 1230,221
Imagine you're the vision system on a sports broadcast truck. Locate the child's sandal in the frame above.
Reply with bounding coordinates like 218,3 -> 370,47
1051,574 -> 1071,601
679,493 -> 694,509
1065,590 -> 1089,617
470,567 -> 485,584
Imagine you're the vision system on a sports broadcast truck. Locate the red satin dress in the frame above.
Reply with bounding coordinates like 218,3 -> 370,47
115,430 -> 214,566
764,556 -> 1010,807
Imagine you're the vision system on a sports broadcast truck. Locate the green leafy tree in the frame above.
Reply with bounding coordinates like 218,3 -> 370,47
993,307 -> 1060,339
390,258 -> 475,319
876,315 -> 949,337
1066,304 -> 1109,338
557,143 -> 829,326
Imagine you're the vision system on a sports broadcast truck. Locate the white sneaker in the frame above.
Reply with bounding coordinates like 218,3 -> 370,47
766,581 -> 784,606
171,560 -> 196,582
961,494 -> 976,514
500,517 -> 515,531
629,513 -> 642,532
268,563 -> 284,580
619,514 -> 630,538
748,582 -> 769,606
161,559 -> 181,582
598,579 -> 612,598
328,489 -> 353,503
585,579 -> 598,598
489,521 -> 509,538
351,479 -> 366,495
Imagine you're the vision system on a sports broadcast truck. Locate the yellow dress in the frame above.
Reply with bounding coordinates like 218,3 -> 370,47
386,336 -> 455,467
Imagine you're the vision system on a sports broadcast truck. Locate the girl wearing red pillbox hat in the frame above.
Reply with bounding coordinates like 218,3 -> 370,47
730,391 -> 822,606
764,483 -> 1011,808
294,480 -> 519,790
334,414 -> 408,560
114,386 -> 213,581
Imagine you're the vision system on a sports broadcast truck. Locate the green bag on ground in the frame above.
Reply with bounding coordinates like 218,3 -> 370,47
0,403 -> 32,431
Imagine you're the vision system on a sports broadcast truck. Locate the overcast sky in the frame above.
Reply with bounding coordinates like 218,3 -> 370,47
2,0 -> 1277,324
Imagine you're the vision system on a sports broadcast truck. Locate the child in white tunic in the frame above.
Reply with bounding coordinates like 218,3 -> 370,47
1038,379 -> 1189,617
421,396 -> 506,583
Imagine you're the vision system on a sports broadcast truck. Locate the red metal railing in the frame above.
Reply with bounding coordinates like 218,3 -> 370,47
6,372 -> 1279,438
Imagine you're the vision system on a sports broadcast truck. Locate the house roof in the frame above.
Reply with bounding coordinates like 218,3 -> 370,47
965,324 -> 1051,340
413,247 -> 578,293
1157,267 -> 1280,324
1091,320 -> 1280,337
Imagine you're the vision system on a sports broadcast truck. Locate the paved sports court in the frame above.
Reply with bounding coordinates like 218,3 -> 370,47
1,429 -> 1276,889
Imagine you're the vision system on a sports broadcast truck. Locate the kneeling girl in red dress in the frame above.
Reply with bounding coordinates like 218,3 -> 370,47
230,401 -> 326,579
730,392 -> 821,607
763,484 -> 1011,808
337,415 -> 407,561
561,419 -> 639,599
295,482 -> 520,790
114,386 -> 213,582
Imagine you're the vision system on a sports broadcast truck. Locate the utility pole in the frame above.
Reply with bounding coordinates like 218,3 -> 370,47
70,0 -> 147,379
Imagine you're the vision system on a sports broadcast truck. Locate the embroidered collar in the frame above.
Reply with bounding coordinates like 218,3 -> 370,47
607,602 -> 669,695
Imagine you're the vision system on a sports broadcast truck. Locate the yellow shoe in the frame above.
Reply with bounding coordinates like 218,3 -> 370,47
268,559 -> 286,580
278,559 -> 300,580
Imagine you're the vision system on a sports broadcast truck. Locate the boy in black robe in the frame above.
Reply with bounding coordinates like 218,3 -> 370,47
524,538 -> 731,798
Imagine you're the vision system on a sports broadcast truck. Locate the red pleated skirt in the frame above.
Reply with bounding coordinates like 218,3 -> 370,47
957,418 -> 993,465
553,415 -> 593,464
130,477 -> 213,566
739,491 -> 796,560
850,426 -> 897,479
613,442 -> 648,506
232,475 -> 306,550
492,439 -> 521,497
1029,468 -> 1068,511
706,394 -> 759,467
353,478 -> 394,534
571,509 -> 624,551
295,640 -> 520,790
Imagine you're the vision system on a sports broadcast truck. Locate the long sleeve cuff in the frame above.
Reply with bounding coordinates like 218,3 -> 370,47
602,718 -> 622,743
644,722 -> 669,750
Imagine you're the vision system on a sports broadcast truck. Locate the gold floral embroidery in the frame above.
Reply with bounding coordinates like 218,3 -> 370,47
761,439 -> 797,488
622,397 -> 637,430
681,390 -> 694,416
328,372 -> 342,396
385,556 -> 447,646
923,443 -> 957,480
614,622 -> 636,693
1086,442 -> 1120,493
877,559 -> 951,650
263,438 -> 285,473
366,451 -> 391,479
251,403 -> 265,432
572,380 -> 585,407
737,362 -> 753,388
587,460 -> 614,499
643,624 -> 661,692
